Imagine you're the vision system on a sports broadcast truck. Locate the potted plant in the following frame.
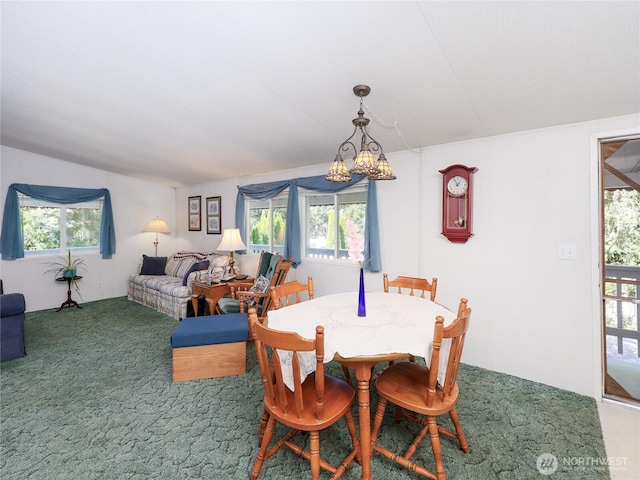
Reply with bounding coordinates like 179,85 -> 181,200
44,250 -> 87,296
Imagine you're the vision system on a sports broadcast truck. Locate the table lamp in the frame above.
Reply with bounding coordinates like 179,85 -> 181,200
217,228 -> 246,276
143,217 -> 171,256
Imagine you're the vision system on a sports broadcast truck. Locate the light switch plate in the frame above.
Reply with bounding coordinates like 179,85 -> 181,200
557,245 -> 577,260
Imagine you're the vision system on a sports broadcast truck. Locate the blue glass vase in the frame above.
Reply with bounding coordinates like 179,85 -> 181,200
358,268 -> 366,317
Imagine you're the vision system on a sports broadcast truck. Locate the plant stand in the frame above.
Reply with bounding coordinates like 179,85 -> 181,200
55,276 -> 82,312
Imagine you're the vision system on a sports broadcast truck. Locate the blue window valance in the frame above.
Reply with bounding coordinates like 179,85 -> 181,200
1,184 -> 116,260
235,174 -> 381,271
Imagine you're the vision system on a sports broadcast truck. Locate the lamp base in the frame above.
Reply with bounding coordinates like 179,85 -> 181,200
228,252 -> 238,276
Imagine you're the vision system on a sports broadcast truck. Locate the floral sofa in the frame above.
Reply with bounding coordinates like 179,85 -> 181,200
128,251 -> 230,320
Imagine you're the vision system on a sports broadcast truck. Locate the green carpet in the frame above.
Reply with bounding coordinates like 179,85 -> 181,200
1,297 -> 609,479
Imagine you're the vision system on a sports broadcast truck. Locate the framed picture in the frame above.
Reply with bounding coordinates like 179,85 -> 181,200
188,196 -> 201,231
206,196 -> 221,234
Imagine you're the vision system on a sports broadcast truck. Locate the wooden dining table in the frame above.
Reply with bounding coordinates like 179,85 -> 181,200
266,291 -> 455,480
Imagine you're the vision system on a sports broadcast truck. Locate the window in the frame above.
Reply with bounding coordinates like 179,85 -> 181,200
20,195 -> 102,255
235,174 -> 379,269
247,196 -> 287,254
302,187 -> 367,260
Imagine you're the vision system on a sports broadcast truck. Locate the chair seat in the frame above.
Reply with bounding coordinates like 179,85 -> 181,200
218,296 -> 266,317
265,373 -> 355,431
217,297 -> 241,314
376,361 -> 459,416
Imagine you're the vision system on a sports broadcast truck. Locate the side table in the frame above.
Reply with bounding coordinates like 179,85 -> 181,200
192,278 -> 254,316
55,275 -> 83,312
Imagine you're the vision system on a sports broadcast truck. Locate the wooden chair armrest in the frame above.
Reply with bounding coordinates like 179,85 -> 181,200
236,290 -> 269,313
236,291 -> 268,301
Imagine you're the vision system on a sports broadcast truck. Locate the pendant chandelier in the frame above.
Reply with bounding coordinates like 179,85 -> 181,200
326,85 -> 396,182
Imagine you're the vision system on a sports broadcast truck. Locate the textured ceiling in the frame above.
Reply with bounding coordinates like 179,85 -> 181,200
2,1 -> 639,187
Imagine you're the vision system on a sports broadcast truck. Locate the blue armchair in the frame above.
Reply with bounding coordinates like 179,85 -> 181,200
1,280 -> 27,362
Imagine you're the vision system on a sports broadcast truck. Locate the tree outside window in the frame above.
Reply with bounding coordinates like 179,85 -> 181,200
304,189 -> 366,260
604,188 -> 640,266
603,188 -> 639,333
20,195 -> 101,254
248,197 -> 286,254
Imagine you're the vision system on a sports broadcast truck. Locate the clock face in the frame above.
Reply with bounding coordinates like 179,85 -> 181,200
447,176 -> 468,196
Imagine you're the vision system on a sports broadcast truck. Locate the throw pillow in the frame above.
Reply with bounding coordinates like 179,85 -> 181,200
164,255 -> 180,276
174,257 -> 197,279
165,256 -> 197,278
249,275 -> 271,294
182,260 -> 210,286
140,255 -> 167,275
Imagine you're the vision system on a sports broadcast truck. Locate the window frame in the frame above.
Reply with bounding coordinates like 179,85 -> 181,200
246,193 -> 288,255
300,185 -> 368,263
19,194 -> 102,257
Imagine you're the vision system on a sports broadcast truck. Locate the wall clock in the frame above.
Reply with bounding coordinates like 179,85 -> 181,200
439,164 -> 478,243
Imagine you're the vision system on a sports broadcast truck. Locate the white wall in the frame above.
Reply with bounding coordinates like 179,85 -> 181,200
174,113 -> 639,398
0,146 -> 176,311
2,113 -> 639,399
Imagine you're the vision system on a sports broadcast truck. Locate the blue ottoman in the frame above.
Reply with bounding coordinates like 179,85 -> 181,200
171,313 -> 248,382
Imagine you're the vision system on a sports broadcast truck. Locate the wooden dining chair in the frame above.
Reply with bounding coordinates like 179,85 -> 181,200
383,273 -> 438,301
370,298 -> 471,480
248,309 -> 361,480
255,276 -> 315,441
269,276 -> 356,391
384,273 -> 438,365
269,276 -> 314,309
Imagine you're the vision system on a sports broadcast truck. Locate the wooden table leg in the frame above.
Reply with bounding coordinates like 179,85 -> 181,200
191,295 -> 200,316
353,360 -> 377,480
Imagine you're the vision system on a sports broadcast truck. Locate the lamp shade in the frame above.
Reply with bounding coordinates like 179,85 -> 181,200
143,218 -> 171,233
217,228 -> 247,251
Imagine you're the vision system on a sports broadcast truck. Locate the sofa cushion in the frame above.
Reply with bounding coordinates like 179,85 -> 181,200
182,260 -> 210,286
157,281 -> 190,297
130,274 -> 190,298
140,255 -> 167,275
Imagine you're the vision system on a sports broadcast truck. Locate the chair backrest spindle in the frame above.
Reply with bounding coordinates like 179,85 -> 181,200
383,273 -> 438,301
270,276 -> 314,310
